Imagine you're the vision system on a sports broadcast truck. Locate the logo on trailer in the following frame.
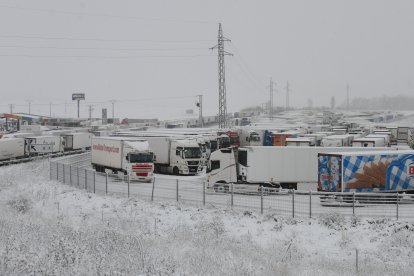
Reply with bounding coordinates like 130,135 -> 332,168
409,165 -> 414,176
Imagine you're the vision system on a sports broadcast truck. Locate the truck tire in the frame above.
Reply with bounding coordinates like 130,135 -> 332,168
173,166 -> 179,175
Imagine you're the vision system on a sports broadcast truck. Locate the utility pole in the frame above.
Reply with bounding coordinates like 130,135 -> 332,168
49,102 -> 52,117
211,23 -> 232,129
267,78 -> 276,119
88,105 -> 94,121
285,81 -> 290,112
27,100 -> 32,114
196,95 -> 203,127
9,104 -> 13,114
346,83 -> 350,110
110,100 -> 116,124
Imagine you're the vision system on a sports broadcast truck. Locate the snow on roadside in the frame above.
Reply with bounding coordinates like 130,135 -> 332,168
0,160 -> 413,275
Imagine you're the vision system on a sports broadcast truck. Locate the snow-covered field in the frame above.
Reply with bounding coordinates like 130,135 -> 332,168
1,160 -> 414,275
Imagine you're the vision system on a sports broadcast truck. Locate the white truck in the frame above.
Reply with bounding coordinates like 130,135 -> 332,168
285,137 -> 314,147
366,134 -> 390,147
239,129 -> 262,147
61,133 -> 92,151
351,137 -> 385,147
144,136 -> 202,175
207,146 -> 393,192
321,135 -> 354,147
112,133 -> 203,175
0,138 -> 26,161
24,135 -> 63,155
91,137 -> 154,181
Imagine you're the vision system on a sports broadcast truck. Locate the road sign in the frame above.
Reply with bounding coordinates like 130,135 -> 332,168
72,93 -> 85,101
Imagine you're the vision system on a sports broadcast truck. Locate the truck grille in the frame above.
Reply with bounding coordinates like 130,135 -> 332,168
188,165 -> 198,172
187,161 -> 199,166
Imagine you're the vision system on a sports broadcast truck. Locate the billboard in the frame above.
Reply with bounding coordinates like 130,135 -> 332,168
72,93 -> 85,100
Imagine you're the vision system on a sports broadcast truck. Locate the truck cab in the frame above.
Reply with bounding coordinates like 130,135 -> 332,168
207,147 -> 238,187
123,141 -> 154,181
170,139 -> 203,175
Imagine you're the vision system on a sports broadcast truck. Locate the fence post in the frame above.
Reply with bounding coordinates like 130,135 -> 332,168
231,183 -> 234,208
85,169 -> 87,190
69,166 -> 72,185
356,249 -> 359,273
57,163 -> 59,181
176,179 -> 179,201
127,174 -> 130,198
77,166 -> 79,187
352,192 -> 355,216
63,164 -> 65,184
309,191 -> 312,218
105,173 -> 108,194
151,177 -> 155,201
49,161 -> 52,180
93,171 -> 96,194
292,189 -> 295,218
396,193 -> 399,221
261,186 -> 264,214
203,180 -> 206,206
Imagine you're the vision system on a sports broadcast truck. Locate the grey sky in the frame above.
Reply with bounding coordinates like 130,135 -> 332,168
0,0 -> 413,119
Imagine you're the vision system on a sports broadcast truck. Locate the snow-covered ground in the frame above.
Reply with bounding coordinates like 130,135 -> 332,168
1,160 -> 414,275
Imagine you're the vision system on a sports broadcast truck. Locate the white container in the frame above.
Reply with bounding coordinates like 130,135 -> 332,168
0,138 -> 25,161
61,133 -> 92,151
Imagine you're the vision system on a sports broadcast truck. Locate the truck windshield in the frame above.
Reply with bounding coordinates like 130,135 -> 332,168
230,136 -> 240,144
128,153 -> 153,163
250,135 -> 260,142
183,147 -> 202,159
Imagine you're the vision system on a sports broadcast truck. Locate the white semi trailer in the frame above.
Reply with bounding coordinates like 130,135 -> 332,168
207,146 -> 394,192
0,138 -> 26,161
61,133 -> 92,151
24,136 -> 63,155
91,137 -> 154,182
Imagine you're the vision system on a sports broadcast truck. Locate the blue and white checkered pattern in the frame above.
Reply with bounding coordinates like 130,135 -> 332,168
343,155 -> 382,183
387,155 -> 414,190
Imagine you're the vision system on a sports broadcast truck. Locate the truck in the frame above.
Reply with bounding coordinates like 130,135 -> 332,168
24,135 -> 63,155
285,137 -> 314,147
61,133 -> 92,151
351,137 -> 385,147
366,134 -> 390,147
112,133 -> 203,175
321,135 -> 354,147
239,129 -> 262,147
217,131 -> 240,148
91,137 -> 154,181
318,150 -> 414,193
207,146 -> 392,192
0,138 -> 25,161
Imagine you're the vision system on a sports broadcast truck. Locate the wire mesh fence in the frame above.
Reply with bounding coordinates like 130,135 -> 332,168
49,154 -> 414,221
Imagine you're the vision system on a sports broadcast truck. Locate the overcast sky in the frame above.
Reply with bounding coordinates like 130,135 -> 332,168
0,0 -> 413,119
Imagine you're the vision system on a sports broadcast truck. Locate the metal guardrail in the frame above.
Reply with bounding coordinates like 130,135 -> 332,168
50,154 -> 414,221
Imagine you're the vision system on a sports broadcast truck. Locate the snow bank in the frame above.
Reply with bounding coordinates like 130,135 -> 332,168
0,160 -> 413,275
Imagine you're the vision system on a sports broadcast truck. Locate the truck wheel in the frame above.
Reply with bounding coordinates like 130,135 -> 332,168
173,167 -> 179,175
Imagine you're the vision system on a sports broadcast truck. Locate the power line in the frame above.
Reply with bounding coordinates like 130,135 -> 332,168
0,54 -> 214,59
0,34 -> 214,43
0,4 -> 217,25
0,45 -> 211,52
228,43 -> 262,90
